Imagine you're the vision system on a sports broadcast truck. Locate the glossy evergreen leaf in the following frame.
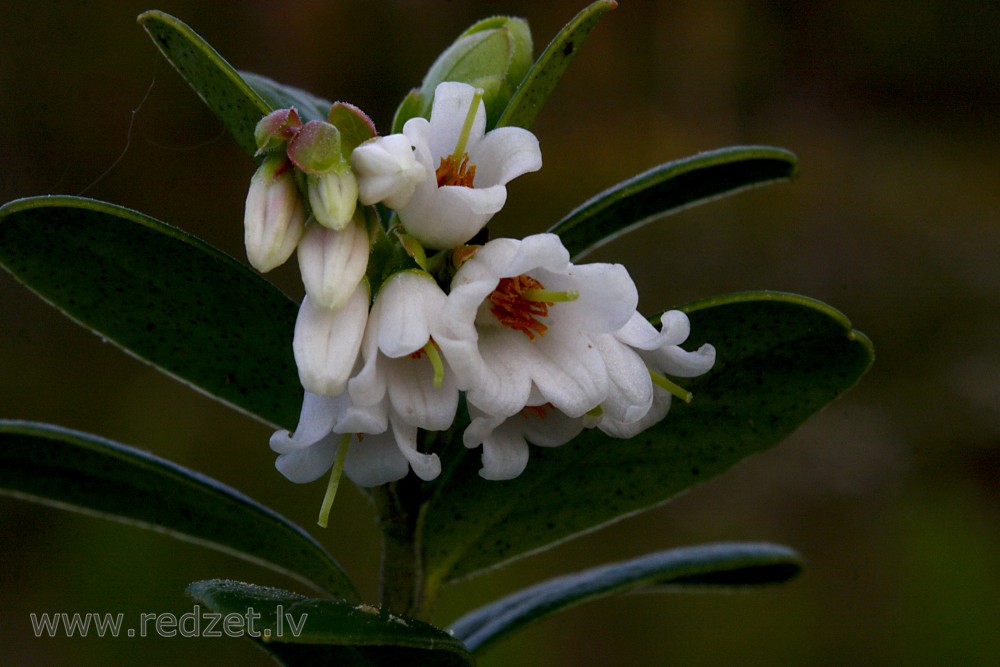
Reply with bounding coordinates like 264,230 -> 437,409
496,0 -> 618,130
187,580 -> 475,666
139,10 -> 271,155
421,292 -> 873,583
0,421 -> 355,598
240,71 -> 332,124
0,196 -> 301,429
550,146 -> 800,259
450,542 -> 802,654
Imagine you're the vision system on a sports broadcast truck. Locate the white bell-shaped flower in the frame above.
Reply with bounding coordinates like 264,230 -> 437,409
243,155 -> 306,272
433,233 -> 638,421
292,283 -> 369,396
363,82 -> 541,249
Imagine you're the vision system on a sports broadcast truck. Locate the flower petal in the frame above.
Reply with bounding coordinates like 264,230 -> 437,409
293,285 -> 369,396
297,219 -> 369,311
426,82 -> 487,160
648,342 -> 717,378
390,416 -> 441,482
469,126 -> 541,186
351,133 -> 427,209
274,433 -> 338,483
594,334 -> 654,423
343,431 -> 410,487
375,271 -> 445,358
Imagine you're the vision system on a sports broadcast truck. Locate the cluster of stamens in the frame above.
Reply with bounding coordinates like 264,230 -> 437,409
489,275 -> 553,341
436,154 -> 477,188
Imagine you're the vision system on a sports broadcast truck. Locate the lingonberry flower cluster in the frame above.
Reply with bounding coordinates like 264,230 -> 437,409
244,80 -> 715,521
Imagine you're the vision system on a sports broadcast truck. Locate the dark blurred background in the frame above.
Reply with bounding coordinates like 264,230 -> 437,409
2,1 -> 999,665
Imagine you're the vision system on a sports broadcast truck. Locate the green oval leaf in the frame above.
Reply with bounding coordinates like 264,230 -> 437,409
0,421 -> 355,599
187,580 -> 474,666
497,0 -> 618,130
421,292 -> 873,583
138,11 -> 331,155
0,196 -> 300,429
450,542 -> 803,654
240,70 -> 332,126
550,146 -> 800,259
138,10 -> 271,155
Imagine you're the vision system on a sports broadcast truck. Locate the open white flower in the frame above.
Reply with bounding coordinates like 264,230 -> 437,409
349,270 -> 458,433
368,81 -> 542,249
271,387 -> 442,487
271,392 -> 418,486
434,233 -> 638,421
594,310 -> 716,438
464,403 -> 584,480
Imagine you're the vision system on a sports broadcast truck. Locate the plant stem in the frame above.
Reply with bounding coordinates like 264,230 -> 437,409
374,475 -> 425,617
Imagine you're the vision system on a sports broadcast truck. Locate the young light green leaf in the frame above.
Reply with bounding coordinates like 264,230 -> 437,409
550,146 -> 800,259
421,292 -> 873,584
450,542 -> 803,654
0,196 -> 301,429
139,10 -> 272,155
187,580 -> 475,666
496,0 -> 618,130
0,421 -> 356,599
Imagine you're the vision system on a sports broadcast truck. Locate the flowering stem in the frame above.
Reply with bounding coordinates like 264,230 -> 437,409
373,475 -> 426,617
649,369 -> 694,404
317,434 -> 351,527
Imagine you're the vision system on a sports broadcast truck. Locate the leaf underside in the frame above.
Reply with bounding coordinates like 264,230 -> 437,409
450,542 -> 803,654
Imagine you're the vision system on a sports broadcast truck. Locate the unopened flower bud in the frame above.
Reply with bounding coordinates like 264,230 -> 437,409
244,155 -> 306,272
287,120 -> 344,174
307,170 -> 359,230
297,211 -> 370,310
351,134 -> 427,209
288,120 -> 359,229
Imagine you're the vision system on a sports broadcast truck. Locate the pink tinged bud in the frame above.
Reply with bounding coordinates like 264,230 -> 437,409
287,120 -> 344,174
293,283 -> 370,396
244,156 -> 306,273
254,108 -> 303,155
297,214 -> 370,310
